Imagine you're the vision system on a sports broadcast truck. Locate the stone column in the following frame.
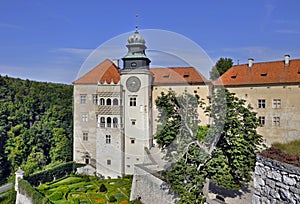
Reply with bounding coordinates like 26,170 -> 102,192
15,168 -> 24,204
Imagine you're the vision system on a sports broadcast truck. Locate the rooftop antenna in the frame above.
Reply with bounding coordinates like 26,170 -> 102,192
135,12 -> 139,32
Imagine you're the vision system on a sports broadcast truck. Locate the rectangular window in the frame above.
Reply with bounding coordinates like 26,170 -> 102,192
107,160 -> 111,165
272,99 -> 281,109
82,114 -> 88,122
92,95 -> 98,104
80,95 -> 87,104
130,138 -> 135,144
273,117 -> 280,127
106,135 -> 111,144
131,119 -> 136,125
83,132 -> 88,141
258,99 -> 266,108
129,97 -> 137,106
258,116 -> 265,126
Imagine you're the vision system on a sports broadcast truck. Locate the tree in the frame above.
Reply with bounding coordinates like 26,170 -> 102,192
155,91 -> 205,161
156,89 -> 262,203
209,57 -> 233,80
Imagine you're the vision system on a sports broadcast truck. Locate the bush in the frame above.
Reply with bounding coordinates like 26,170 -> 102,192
25,162 -> 85,186
48,191 -> 63,201
109,195 -> 117,202
99,183 -> 107,192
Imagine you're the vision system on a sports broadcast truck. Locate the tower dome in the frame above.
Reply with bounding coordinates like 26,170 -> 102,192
127,30 -> 146,45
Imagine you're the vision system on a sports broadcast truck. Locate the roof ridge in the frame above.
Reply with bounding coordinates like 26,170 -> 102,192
73,59 -> 114,84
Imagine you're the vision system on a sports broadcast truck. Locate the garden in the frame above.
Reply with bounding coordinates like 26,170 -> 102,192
36,175 -> 134,204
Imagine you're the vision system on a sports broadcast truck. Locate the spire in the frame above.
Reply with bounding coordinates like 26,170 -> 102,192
135,12 -> 139,32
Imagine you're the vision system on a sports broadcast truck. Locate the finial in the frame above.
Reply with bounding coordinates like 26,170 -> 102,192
135,12 -> 139,32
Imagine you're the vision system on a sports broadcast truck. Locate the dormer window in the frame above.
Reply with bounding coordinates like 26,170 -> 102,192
298,67 -> 300,74
261,73 -> 267,77
163,74 -> 169,78
183,73 -> 189,78
231,75 -> 237,79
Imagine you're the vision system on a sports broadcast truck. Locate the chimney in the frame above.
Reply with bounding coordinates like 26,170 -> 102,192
248,58 -> 254,68
284,54 -> 290,66
112,59 -> 119,67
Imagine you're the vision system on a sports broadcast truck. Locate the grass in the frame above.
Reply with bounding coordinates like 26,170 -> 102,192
272,139 -> 300,155
36,175 -> 133,204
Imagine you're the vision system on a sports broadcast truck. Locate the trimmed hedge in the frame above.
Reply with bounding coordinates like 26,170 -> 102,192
18,179 -> 52,204
25,162 -> 85,186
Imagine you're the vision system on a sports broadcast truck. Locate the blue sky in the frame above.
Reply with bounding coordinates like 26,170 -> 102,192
1,0 -> 300,84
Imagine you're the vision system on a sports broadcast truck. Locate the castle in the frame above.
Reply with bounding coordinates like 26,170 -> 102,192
73,29 -> 300,178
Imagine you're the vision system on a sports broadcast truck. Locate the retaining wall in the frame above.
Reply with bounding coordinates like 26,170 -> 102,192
130,164 -> 178,204
253,155 -> 300,204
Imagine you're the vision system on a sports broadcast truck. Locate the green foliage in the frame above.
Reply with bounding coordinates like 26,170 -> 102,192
18,179 -> 52,204
99,183 -> 107,192
0,187 -> 16,204
0,75 -> 73,181
272,139 -> 300,155
209,57 -> 233,80
156,89 -> 262,202
37,176 -> 132,203
155,91 -> 202,160
109,195 -> 117,202
205,89 -> 263,189
48,191 -> 63,201
25,162 -> 84,186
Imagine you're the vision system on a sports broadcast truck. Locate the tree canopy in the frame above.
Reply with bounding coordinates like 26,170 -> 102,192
209,57 -> 233,80
155,88 -> 262,203
0,75 -> 73,182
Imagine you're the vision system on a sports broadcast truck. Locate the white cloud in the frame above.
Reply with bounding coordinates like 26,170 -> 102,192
55,48 -> 94,59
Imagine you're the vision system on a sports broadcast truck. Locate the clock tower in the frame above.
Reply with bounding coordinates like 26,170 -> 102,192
120,29 -> 153,174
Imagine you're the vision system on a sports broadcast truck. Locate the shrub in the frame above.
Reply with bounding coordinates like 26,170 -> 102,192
99,183 -> 107,192
109,195 -> 117,202
48,191 -> 63,201
25,162 -> 85,186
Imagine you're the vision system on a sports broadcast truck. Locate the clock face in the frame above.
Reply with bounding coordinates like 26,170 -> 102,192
126,76 -> 141,92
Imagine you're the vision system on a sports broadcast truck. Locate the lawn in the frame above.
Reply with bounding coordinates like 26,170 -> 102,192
272,139 -> 300,155
36,175 -> 133,204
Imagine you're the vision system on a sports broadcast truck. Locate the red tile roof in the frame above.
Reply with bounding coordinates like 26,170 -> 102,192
73,59 -> 120,84
73,59 -> 209,85
151,67 -> 209,85
215,59 -> 300,86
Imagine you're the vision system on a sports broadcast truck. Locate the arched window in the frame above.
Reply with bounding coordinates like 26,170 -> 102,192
113,98 -> 118,106
106,98 -> 111,106
113,117 -> 118,128
100,117 -> 105,128
107,117 -> 111,128
100,98 -> 105,105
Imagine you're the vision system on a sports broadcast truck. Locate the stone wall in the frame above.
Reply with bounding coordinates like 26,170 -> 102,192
130,164 -> 178,204
253,155 -> 300,204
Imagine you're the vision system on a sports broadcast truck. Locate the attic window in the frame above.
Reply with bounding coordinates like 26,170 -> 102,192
231,75 -> 237,79
298,67 -> 300,74
163,74 -> 169,78
183,73 -> 189,78
261,73 -> 267,77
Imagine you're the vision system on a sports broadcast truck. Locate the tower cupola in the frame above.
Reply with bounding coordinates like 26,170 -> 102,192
122,19 -> 151,70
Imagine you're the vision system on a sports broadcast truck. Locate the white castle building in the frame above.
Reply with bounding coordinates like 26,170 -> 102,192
72,29 -> 210,178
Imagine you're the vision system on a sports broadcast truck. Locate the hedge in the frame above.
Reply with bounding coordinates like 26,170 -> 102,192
25,162 -> 85,186
18,179 -> 52,204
